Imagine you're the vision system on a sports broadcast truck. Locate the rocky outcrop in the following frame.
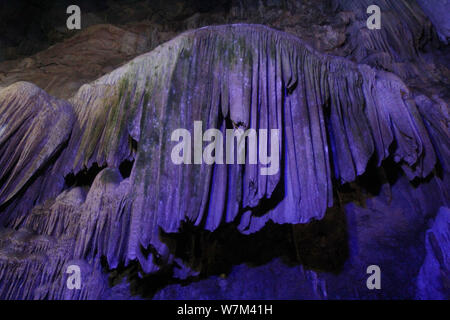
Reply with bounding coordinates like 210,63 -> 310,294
0,1 -> 448,300
417,0 -> 450,44
0,82 -> 74,225
417,207 -> 450,299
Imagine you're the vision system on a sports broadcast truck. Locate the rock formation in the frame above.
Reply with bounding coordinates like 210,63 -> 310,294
417,207 -> 450,299
0,0 -> 448,300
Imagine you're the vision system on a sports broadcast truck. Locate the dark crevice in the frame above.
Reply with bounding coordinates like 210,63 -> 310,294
161,221 -> 299,275
128,135 -> 138,156
119,159 -> 135,179
64,162 -> 106,188
323,96 -> 340,182
291,205 -> 349,274
335,156 -> 403,208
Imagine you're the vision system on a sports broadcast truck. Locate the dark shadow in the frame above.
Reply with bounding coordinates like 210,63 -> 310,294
106,202 -> 349,298
119,159 -> 135,179
291,205 -> 349,273
64,162 -> 106,188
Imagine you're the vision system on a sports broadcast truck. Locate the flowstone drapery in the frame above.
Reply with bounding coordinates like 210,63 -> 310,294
0,24 -> 448,299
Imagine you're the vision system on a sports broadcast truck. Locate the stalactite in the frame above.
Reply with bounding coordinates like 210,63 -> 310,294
0,24 -> 448,299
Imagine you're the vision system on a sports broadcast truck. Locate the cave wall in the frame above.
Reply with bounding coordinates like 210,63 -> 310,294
0,0 -> 448,300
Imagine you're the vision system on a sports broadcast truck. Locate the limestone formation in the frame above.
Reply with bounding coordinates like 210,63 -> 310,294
417,207 -> 450,299
0,1 -> 448,300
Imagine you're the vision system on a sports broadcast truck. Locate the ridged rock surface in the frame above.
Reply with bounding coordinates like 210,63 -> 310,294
416,207 -> 450,299
0,82 -> 74,218
0,21 -> 448,299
